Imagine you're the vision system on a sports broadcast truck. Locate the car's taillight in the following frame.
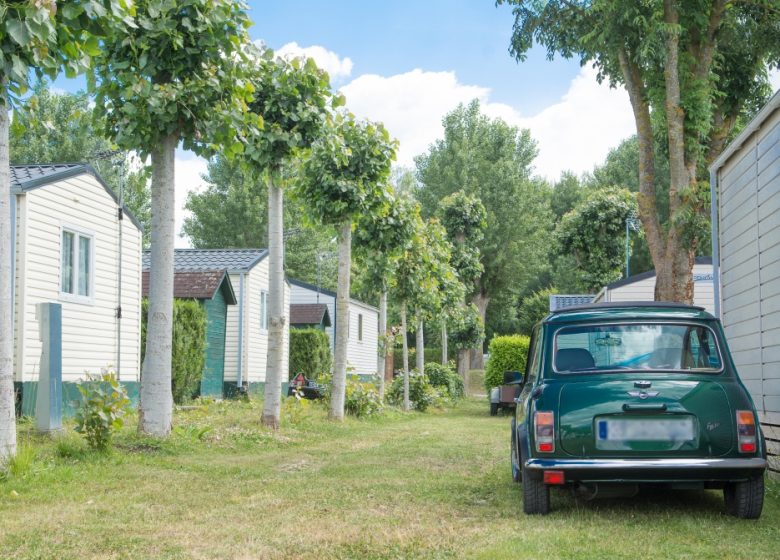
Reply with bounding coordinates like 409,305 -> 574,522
736,410 -> 757,454
535,411 -> 555,453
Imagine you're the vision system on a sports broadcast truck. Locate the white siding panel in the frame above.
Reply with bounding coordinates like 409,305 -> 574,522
19,175 -> 142,383
345,302 -> 378,376
223,272 -> 241,383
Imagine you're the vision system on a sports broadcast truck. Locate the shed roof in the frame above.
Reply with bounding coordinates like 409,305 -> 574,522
604,256 -> 712,290
288,277 -> 379,312
142,248 -> 268,273
142,269 -> 237,304
290,303 -> 331,327
10,163 -> 143,230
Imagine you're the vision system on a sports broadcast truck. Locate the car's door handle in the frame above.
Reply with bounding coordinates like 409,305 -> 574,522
622,403 -> 667,412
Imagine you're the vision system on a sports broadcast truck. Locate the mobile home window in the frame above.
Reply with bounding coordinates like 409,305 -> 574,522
358,313 -> 363,341
260,291 -> 268,330
61,229 -> 92,298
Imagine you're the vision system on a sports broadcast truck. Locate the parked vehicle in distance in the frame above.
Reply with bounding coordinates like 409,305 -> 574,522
490,371 -> 523,416
510,302 -> 767,518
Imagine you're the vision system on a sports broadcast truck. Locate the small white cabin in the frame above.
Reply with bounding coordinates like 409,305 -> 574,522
11,164 -> 143,414
592,257 -> 715,314
710,89 -> 780,473
289,278 -> 379,377
143,249 -> 290,394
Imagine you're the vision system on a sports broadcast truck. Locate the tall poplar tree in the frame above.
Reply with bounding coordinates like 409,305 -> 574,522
93,0 -> 253,436
0,0 -> 132,460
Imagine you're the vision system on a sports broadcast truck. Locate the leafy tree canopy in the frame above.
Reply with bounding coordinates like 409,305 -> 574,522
92,0 -> 253,157
555,186 -> 637,292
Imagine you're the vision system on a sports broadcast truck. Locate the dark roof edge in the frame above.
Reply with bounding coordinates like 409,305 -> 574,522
288,277 -> 378,312
605,256 -> 713,290
217,269 -> 238,305
15,164 -> 144,232
547,301 -> 706,317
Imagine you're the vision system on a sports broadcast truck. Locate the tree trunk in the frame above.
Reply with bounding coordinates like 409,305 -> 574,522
457,349 -> 469,380
0,88 -> 17,461
330,220 -> 352,421
401,301 -> 410,411
262,171 -> 286,428
441,323 -> 448,366
138,132 -> 177,436
415,311 -> 424,374
384,339 -> 394,386
377,290 -> 387,401
470,292 -> 489,369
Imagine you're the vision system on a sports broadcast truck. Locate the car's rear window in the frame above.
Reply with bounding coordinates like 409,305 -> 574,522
554,323 -> 722,373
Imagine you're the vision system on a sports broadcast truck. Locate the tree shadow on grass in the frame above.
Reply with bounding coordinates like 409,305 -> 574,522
551,485 -> 727,516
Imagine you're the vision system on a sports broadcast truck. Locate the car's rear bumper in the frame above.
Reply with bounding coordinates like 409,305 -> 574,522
524,457 -> 767,483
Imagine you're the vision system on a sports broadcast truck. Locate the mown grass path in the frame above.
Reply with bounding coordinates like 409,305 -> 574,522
1,399 -> 778,559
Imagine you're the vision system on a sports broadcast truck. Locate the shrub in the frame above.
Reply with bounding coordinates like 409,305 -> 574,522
392,346 -> 443,371
74,371 -> 131,452
320,374 -> 382,418
424,362 -> 464,401
484,335 -> 530,392
387,372 -> 440,412
142,298 -> 207,404
289,328 -> 332,380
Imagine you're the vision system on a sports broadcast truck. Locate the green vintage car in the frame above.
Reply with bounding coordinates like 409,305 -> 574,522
510,302 -> 767,518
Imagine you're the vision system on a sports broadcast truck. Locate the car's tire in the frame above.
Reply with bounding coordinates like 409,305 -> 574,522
520,447 -> 550,515
490,402 -> 498,416
510,419 -> 522,483
724,475 -> 764,519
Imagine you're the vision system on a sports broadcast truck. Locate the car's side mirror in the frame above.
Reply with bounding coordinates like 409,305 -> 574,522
503,370 -> 523,385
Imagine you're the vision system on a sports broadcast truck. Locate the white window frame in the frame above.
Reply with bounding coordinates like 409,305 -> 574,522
59,224 -> 95,305
260,290 -> 268,332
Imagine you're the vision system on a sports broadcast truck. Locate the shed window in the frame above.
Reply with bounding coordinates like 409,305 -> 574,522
358,313 -> 363,341
260,291 -> 268,330
61,229 -> 92,298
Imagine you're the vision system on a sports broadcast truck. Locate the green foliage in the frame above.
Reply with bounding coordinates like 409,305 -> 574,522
555,187 -> 637,292
74,371 -> 131,452
392,346 -> 443,372
241,45 -> 335,171
0,443 -> 35,481
141,298 -> 207,404
289,328 -> 332,381
415,100 -> 551,310
484,335 -> 530,392
9,81 -> 152,240
437,190 -> 487,293
0,1 -> 132,106
319,374 -> 383,418
517,287 -> 555,336
388,372 -> 439,412
424,363 -> 464,401
550,171 -> 585,220
92,0 -> 253,157
299,115 -> 397,227
448,304 -> 485,350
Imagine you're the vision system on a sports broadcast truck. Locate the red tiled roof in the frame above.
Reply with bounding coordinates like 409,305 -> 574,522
142,269 -> 234,302
290,303 -> 331,327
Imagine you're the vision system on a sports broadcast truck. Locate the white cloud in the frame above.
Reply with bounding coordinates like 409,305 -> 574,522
340,65 -> 635,181
174,156 -> 209,248
275,42 -> 354,80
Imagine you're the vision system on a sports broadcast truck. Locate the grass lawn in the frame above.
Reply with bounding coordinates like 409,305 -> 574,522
1,397 -> 778,560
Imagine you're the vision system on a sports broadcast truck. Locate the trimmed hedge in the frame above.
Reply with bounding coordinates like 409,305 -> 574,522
484,335 -> 530,392
141,298 -> 206,404
289,328 -> 332,380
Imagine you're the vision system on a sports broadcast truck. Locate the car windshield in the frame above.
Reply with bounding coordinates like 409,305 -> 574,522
554,323 -> 722,373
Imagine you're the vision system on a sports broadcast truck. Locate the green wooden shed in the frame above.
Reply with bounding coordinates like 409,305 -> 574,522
142,269 -> 236,398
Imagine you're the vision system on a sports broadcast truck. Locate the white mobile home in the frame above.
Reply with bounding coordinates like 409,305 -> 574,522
143,249 -> 290,393
592,257 -> 715,314
11,164 -> 143,414
710,90 -> 780,473
289,278 -> 379,377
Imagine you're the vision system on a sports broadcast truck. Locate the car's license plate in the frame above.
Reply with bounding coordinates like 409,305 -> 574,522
597,418 -> 695,442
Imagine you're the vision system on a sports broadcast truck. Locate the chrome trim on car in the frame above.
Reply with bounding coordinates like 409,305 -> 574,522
524,457 -> 767,471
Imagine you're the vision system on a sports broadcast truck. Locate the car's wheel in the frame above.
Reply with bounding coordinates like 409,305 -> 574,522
510,419 -> 521,483
520,446 -> 550,515
490,402 -> 498,416
724,475 -> 764,519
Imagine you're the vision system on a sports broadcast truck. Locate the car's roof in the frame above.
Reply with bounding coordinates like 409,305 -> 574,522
544,301 -> 715,324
